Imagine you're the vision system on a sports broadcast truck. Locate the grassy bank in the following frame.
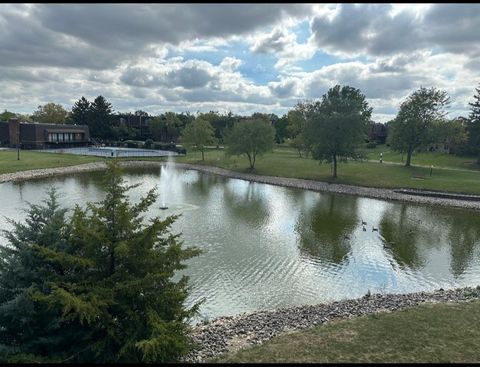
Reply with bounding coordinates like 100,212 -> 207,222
213,300 -> 480,363
2,147 -> 480,195
0,150 -> 102,174
175,146 -> 480,195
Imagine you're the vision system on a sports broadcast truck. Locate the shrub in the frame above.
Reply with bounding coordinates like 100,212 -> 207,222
144,139 -> 154,149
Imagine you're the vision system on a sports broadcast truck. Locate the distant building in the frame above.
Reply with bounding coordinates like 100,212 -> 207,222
116,113 -> 151,138
0,118 -> 90,149
368,122 -> 388,144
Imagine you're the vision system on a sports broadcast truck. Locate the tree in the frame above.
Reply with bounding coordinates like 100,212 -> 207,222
287,101 -> 316,158
224,118 -> 275,170
0,110 -> 17,121
0,188 -> 88,363
181,117 -> 216,160
148,116 -> 165,141
71,97 -> 91,126
32,103 -> 68,124
304,85 -> 372,178
273,114 -> 289,144
0,162 -> 201,363
432,118 -> 468,155
89,96 -> 113,139
467,85 -> 480,163
388,87 -> 449,166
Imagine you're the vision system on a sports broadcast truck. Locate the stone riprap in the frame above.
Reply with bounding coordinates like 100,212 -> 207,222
1,163 -> 480,361
1,161 -> 480,211
183,286 -> 480,362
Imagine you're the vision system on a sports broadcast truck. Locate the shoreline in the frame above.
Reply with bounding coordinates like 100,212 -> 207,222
2,162 -> 480,361
1,160 -> 480,210
183,286 -> 480,362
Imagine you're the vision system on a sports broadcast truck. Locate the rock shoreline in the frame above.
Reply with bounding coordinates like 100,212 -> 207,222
1,160 -> 480,211
183,286 -> 480,362
2,163 -> 480,361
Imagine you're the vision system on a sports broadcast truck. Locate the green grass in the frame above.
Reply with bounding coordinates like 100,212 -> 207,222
0,149 -> 102,174
175,146 -> 480,195
2,146 -> 480,195
360,144 -> 480,170
213,300 -> 480,363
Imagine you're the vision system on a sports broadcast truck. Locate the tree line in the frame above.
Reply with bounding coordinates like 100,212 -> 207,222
2,84 -> 480,173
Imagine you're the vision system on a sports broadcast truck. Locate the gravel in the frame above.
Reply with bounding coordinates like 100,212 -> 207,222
1,161 -> 479,211
2,162 -> 479,361
183,286 -> 480,362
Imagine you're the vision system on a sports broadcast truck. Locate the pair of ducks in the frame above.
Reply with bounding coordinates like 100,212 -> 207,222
361,220 -> 378,232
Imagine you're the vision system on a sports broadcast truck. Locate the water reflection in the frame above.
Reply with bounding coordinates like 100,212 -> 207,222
295,194 -> 357,264
379,204 -> 423,269
1,167 -> 480,322
222,181 -> 269,226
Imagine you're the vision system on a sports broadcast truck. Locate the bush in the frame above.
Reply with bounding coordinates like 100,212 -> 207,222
125,140 -> 140,148
144,139 -> 154,149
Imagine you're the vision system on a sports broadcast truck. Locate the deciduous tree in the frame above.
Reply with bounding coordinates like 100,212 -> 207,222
181,117 -> 216,160
32,103 -> 68,124
305,85 -> 372,178
388,87 -> 449,166
224,118 -> 275,170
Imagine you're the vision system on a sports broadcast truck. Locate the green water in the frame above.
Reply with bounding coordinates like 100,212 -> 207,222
1,165 -> 479,323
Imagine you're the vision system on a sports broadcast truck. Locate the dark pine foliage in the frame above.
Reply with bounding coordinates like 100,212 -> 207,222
0,161 -> 201,363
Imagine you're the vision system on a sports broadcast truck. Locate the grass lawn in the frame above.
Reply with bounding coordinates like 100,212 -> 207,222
359,144 -> 480,171
213,300 -> 480,363
0,149 -> 102,174
175,146 -> 480,195
2,146 -> 480,195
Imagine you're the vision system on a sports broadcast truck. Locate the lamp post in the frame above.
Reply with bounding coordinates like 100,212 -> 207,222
17,130 -> 20,160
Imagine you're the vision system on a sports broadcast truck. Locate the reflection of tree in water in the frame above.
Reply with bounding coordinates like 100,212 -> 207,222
428,208 -> 480,277
222,182 -> 269,226
186,173 -> 222,197
379,204 -> 423,269
295,194 -> 357,264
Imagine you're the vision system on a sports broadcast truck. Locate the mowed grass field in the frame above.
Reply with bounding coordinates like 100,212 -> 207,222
175,145 -> 480,194
0,149 -> 102,174
1,145 -> 480,194
213,300 -> 480,363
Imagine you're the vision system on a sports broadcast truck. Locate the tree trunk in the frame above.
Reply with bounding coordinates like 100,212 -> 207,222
246,152 -> 254,170
332,154 -> 337,178
201,147 -> 204,161
406,147 -> 413,167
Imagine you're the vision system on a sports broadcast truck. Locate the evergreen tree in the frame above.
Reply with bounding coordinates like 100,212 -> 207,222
467,85 -> 480,163
71,97 -> 92,126
90,96 -> 113,139
0,162 -> 201,363
0,188 -> 90,363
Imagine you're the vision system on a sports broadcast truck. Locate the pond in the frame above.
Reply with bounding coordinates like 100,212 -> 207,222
1,165 -> 480,324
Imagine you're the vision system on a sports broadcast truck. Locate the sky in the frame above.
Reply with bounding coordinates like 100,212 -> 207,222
0,3 -> 479,122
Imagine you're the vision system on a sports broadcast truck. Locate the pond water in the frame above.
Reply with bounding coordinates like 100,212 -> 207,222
1,165 -> 480,324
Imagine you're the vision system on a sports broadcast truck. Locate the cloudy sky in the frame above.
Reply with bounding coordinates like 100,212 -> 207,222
1,3 -> 479,122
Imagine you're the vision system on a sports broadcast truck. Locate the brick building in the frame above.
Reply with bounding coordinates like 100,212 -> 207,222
0,119 -> 90,149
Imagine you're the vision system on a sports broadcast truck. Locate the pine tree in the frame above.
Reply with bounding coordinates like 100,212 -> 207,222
0,162 -> 202,362
90,95 -> 113,139
0,188 -> 91,363
467,85 -> 480,163
71,97 -> 91,126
